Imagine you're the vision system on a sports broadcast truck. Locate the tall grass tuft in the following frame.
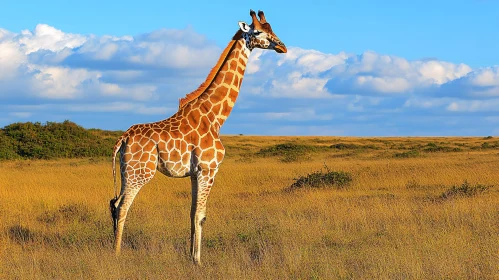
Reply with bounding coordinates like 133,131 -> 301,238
8,225 -> 36,244
438,181 -> 491,200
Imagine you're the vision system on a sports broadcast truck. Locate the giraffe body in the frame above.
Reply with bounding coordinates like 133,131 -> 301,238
110,10 -> 286,265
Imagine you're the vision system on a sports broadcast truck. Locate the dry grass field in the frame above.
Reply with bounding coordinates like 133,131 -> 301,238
1,136 -> 498,279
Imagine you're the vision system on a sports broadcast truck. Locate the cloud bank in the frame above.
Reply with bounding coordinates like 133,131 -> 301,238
1,24 -> 498,135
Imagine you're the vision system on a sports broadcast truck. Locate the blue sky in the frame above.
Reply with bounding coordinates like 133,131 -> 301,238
1,0 -> 498,135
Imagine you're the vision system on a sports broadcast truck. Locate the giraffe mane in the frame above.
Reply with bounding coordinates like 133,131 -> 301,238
178,30 -> 243,110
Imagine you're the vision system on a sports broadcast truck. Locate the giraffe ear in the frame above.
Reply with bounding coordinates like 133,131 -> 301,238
238,21 -> 251,33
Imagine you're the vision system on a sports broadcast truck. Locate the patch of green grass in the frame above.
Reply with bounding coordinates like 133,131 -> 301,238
480,141 -> 499,149
330,143 -> 378,150
330,143 -> 360,150
393,150 -> 420,158
394,142 -> 463,157
289,166 -> 352,190
438,181 -> 491,200
257,143 -> 320,162
423,142 -> 462,153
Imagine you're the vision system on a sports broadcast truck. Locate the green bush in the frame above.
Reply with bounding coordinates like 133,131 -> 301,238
423,142 -> 461,153
0,120 -> 122,160
290,166 -> 352,190
0,130 -> 20,159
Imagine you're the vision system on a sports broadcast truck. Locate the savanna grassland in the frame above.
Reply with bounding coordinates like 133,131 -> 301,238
1,135 -> 499,279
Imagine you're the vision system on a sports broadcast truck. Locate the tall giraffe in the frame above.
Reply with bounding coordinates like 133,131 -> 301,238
110,10 -> 286,264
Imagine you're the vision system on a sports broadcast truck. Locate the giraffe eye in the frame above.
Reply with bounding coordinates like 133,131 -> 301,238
253,31 -> 261,35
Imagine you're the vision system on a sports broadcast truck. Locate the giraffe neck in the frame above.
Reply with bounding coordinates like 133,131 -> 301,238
185,37 -> 250,127
206,39 -> 249,125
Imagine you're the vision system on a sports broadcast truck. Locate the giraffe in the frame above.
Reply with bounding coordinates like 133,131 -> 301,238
109,9 -> 286,265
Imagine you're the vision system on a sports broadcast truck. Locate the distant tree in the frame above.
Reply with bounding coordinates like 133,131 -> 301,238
0,130 -> 20,159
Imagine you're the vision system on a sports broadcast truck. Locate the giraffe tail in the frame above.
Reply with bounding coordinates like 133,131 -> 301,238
112,136 -> 125,199
110,136 -> 126,233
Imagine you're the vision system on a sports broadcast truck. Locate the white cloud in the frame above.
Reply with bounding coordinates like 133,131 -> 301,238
5,102 -> 173,116
245,47 -> 348,98
323,51 -> 473,96
246,49 -> 263,74
446,99 -> 499,112
404,97 -> 452,109
65,102 -> 171,115
261,108 -> 333,121
9,112 -> 32,118
269,73 -> 332,98
356,76 -> 411,93
0,24 -> 219,102
416,60 -> 471,85
128,41 -> 220,69
0,28 -> 13,40
347,95 -> 383,112
0,41 -> 27,80
33,66 -> 99,98
100,83 -> 121,95
243,48 -> 477,103
7,104 -> 51,111
470,68 -> 499,87
19,24 -> 86,54
436,66 -> 499,98
92,42 -> 119,60
268,125 -> 345,136
278,48 -> 348,73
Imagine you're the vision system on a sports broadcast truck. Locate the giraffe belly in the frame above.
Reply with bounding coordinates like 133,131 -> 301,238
157,156 -> 191,178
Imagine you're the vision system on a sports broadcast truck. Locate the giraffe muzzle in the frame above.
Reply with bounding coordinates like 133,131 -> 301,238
275,44 -> 287,53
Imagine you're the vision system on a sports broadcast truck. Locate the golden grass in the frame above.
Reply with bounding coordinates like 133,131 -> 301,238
1,136 -> 499,279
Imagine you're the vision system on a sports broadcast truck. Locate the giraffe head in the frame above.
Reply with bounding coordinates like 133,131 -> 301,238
237,9 -> 287,53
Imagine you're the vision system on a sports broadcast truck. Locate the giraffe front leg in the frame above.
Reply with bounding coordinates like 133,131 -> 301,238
190,168 -> 217,265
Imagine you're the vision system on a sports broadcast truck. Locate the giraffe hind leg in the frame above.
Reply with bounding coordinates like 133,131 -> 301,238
112,147 -> 157,255
112,169 -> 156,255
